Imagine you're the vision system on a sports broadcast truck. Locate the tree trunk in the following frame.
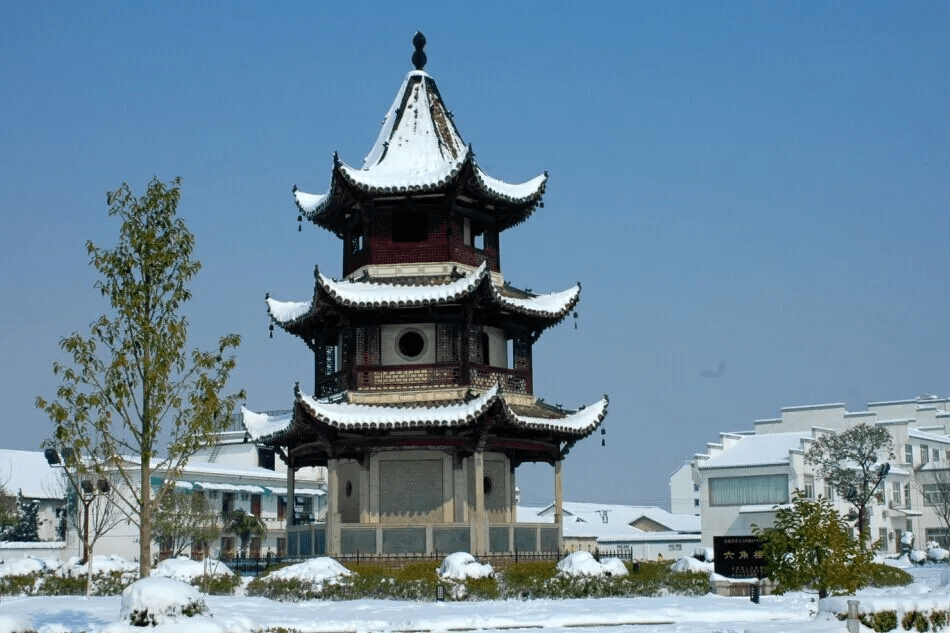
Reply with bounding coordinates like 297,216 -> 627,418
139,456 -> 151,578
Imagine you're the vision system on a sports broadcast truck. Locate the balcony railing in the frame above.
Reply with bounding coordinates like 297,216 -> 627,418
317,364 -> 533,397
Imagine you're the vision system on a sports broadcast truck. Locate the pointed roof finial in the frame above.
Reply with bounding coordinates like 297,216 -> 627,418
412,31 -> 427,71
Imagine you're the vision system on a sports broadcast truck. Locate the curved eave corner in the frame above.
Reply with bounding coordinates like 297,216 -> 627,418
505,394 -> 609,438
242,405 -> 295,445
472,163 -> 548,205
295,383 -> 501,431
265,290 -> 314,335
494,282 -> 580,324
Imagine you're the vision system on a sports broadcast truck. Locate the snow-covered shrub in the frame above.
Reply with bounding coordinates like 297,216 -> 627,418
927,546 -> 949,562
438,552 -> 493,580
120,577 -> 209,626
152,557 -> 239,595
247,557 -> 357,601
0,614 -> 36,633
671,556 -> 714,574
909,549 -> 928,565
556,551 -> 627,577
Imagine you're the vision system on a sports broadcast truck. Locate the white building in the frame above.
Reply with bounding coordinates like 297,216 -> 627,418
684,395 -> 950,552
669,461 -> 700,516
1,415 -> 327,566
519,502 -> 701,560
0,449 -> 67,542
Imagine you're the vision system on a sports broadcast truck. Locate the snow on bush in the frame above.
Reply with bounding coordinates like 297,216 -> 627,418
119,577 -> 209,626
0,614 -> 34,633
0,555 -> 56,577
267,557 -> 352,584
909,549 -> 928,564
438,552 -> 493,580
56,554 -> 137,578
556,551 -> 628,577
927,546 -> 949,562
671,556 -> 714,574
153,556 -> 234,582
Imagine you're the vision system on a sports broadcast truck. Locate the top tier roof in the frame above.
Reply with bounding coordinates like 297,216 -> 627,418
294,36 -> 548,237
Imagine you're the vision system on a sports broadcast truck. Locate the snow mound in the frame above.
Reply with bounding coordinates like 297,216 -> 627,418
153,556 -> 234,581
120,577 -> 209,626
438,552 -> 493,580
0,614 -> 33,633
267,557 -> 352,583
910,549 -> 928,564
671,556 -> 714,573
556,551 -> 628,577
0,554 -> 59,577
57,554 -> 137,577
927,547 -> 949,562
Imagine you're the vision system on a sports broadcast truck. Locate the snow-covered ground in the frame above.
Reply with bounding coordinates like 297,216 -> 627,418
0,555 -> 947,633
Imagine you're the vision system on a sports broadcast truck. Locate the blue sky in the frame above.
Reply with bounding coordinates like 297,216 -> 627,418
2,2 -> 948,508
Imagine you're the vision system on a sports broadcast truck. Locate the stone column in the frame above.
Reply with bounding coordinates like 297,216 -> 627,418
472,451 -> 486,554
327,458 -> 341,555
359,459 -> 370,524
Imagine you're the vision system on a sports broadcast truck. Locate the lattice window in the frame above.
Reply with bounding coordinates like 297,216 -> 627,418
468,326 -> 485,364
513,336 -> 532,371
435,323 -> 460,362
356,326 -> 381,365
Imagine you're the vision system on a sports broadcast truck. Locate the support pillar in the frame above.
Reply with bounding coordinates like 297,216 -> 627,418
286,463 -> 296,528
554,459 -> 564,549
359,459 -> 371,523
472,451 -> 487,554
327,458 -> 341,555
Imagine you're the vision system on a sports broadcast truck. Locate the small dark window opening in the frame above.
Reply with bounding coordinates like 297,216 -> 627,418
345,481 -> 353,497
479,332 -> 490,366
474,231 -> 486,250
397,329 -> 426,360
257,448 -> 275,471
483,476 -> 493,496
393,210 -> 428,242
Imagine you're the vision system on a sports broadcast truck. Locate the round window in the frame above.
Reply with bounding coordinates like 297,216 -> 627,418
396,328 -> 427,361
483,476 -> 493,496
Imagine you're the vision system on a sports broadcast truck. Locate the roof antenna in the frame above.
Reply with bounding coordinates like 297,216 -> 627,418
412,31 -> 427,71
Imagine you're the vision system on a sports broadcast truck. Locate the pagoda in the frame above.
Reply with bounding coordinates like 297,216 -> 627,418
244,33 -> 607,557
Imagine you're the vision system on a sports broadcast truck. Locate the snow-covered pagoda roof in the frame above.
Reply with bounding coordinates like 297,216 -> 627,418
294,39 -> 547,236
243,384 -> 607,445
266,261 -> 580,333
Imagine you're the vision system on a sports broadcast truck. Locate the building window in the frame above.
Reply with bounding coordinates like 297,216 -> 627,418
824,484 -> 835,502
804,483 -> 814,499
220,536 -> 236,558
905,483 -> 912,509
257,448 -> 275,471
923,484 -> 945,506
878,528 -> 888,551
277,496 -> 286,521
694,498 -> 700,508
905,444 -> 913,465
483,476 -> 494,496
892,481 -> 901,506
926,528 -> 950,549
934,448 -> 941,463
921,445 -> 929,465
708,474 -> 789,506
396,328 -> 427,361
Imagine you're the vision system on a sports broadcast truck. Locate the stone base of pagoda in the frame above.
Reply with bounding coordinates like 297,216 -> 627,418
285,522 -> 561,558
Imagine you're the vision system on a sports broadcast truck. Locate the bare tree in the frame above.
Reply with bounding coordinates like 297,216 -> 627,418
43,449 -> 124,596
917,466 -> 950,548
